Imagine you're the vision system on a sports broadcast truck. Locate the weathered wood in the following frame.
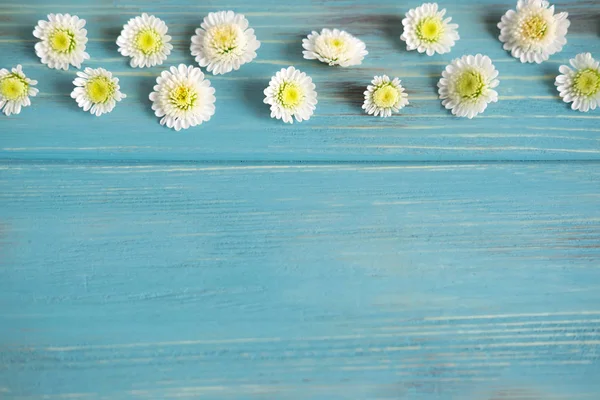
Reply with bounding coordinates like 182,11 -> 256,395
1,0 -> 599,161
1,0 -> 599,398
1,162 -> 599,398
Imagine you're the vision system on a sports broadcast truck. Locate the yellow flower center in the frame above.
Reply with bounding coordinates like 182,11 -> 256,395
49,29 -> 75,53
0,75 -> 28,101
372,84 -> 399,108
169,85 -> 197,110
209,24 -> 240,54
277,82 -> 304,109
86,76 -> 115,104
135,29 -> 163,55
417,17 -> 443,43
456,70 -> 485,99
522,15 -> 548,41
328,37 -> 345,48
573,69 -> 600,97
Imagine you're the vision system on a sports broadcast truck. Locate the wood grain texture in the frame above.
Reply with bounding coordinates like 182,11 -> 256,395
1,162 -> 600,398
1,0 -> 600,398
0,0 -> 599,161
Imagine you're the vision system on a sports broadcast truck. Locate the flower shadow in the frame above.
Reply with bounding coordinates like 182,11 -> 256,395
427,65 -> 442,95
337,81 -> 365,111
542,65 -> 571,110
242,79 -> 269,118
51,72 -> 81,112
483,13 -> 503,39
425,66 -> 445,113
15,18 -> 40,64
543,65 -> 559,96
566,9 -> 600,36
365,14 -> 405,52
282,34 -> 310,67
180,24 -> 199,65
101,26 -> 121,56
138,77 -> 157,119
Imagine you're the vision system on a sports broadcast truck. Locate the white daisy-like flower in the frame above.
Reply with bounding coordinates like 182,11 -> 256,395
190,10 -> 260,75
70,68 -> 126,117
263,66 -> 317,124
438,54 -> 500,119
33,13 -> 90,70
302,29 -> 368,67
400,3 -> 459,56
498,0 -> 570,64
362,75 -> 409,117
116,13 -> 173,68
149,64 -> 216,131
0,65 -> 38,116
555,53 -> 600,112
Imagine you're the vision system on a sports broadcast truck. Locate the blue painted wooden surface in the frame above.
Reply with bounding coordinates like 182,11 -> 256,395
1,0 -> 599,398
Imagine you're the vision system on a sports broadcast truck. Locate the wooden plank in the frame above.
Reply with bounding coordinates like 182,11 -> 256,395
1,0 -> 599,161
1,161 -> 599,398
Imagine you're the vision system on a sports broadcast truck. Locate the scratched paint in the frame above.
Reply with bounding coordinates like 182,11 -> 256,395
1,0 -> 600,399
1,162 -> 600,398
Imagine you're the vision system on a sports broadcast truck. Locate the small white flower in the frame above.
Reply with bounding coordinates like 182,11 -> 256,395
438,54 -> 500,119
33,13 -> 90,70
116,13 -> 173,68
400,3 -> 459,56
363,75 -> 409,117
302,29 -> 368,67
149,64 -> 216,131
70,68 -> 126,117
555,53 -> 600,113
498,0 -> 570,64
0,65 -> 38,116
190,11 -> 260,75
264,66 -> 317,124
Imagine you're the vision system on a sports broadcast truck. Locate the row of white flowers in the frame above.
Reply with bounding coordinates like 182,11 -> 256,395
1,1 -> 599,126
28,1 -> 575,71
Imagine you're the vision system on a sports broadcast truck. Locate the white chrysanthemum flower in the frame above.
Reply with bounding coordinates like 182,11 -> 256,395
116,13 -> 173,68
498,0 -> 570,64
438,54 -> 500,119
149,64 -> 216,131
70,68 -> 126,117
555,53 -> 600,113
302,29 -> 368,67
190,11 -> 260,75
362,75 -> 409,117
400,3 -> 459,56
33,13 -> 90,70
0,65 -> 38,116
263,66 -> 317,124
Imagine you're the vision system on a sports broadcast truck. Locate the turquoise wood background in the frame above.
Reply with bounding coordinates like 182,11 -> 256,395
1,0 -> 599,399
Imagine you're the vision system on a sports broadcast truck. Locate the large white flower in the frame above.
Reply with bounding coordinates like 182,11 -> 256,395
0,65 -> 38,116
190,11 -> 260,75
400,3 -> 459,56
498,0 -> 570,64
302,29 -> 368,67
116,13 -> 173,68
150,64 -> 216,131
438,54 -> 500,119
33,13 -> 90,70
363,75 -> 409,117
70,68 -> 126,117
264,66 -> 317,124
555,53 -> 600,113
